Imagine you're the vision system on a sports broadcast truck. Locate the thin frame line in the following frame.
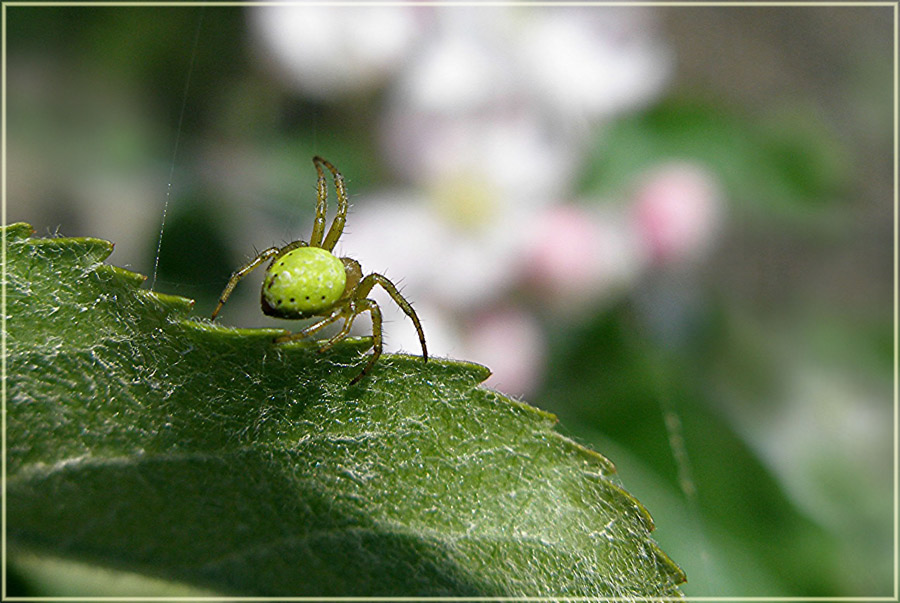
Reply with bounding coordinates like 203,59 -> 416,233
1,2 -> 896,602
2,2 -> 8,601
1,1 -> 899,6
893,2 -> 899,601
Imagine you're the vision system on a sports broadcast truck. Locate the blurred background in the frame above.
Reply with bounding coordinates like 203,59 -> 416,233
6,4 -> 894,598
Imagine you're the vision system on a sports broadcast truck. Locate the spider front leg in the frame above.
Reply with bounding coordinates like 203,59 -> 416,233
211,247 -> 280,320
309,157 -> 329,247
314,156 -> 349,252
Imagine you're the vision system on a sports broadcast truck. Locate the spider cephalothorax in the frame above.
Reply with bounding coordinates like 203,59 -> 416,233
211,156 -> 427,384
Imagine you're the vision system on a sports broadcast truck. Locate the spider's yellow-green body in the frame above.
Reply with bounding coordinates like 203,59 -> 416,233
211,156 -> 427,384
262,247 -> 347,317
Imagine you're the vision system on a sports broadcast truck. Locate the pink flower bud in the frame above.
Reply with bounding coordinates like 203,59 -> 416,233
632,163 -> 722,264
523,204 -> 642,313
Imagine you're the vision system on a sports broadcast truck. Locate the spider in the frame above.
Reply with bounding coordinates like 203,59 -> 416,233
211,156 -> 427,384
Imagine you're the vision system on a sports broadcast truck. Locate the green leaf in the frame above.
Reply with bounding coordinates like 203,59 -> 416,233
5,222 -> 684,597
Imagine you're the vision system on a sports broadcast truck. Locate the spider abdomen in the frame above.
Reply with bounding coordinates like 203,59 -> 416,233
261,247 -> 347,317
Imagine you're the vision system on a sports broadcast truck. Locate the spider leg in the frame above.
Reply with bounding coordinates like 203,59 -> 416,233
316,156 -> 349,252
349,298 -> 382,385
309,157 -> 329,247
317,303 -> 360,352
273,239 -> 309,258
274,305 -> 345,344
356,273 -> 428,362
211,247 -> 280,320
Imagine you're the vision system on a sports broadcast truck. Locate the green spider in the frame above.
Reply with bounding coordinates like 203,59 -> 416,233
211,156 -> 428,384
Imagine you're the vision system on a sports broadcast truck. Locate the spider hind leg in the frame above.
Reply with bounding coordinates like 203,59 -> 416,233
349,299 -> 383,385
356,272 -> 428,363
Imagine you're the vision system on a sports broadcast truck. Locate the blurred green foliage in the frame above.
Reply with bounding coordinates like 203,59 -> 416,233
582,97 -> 850,215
